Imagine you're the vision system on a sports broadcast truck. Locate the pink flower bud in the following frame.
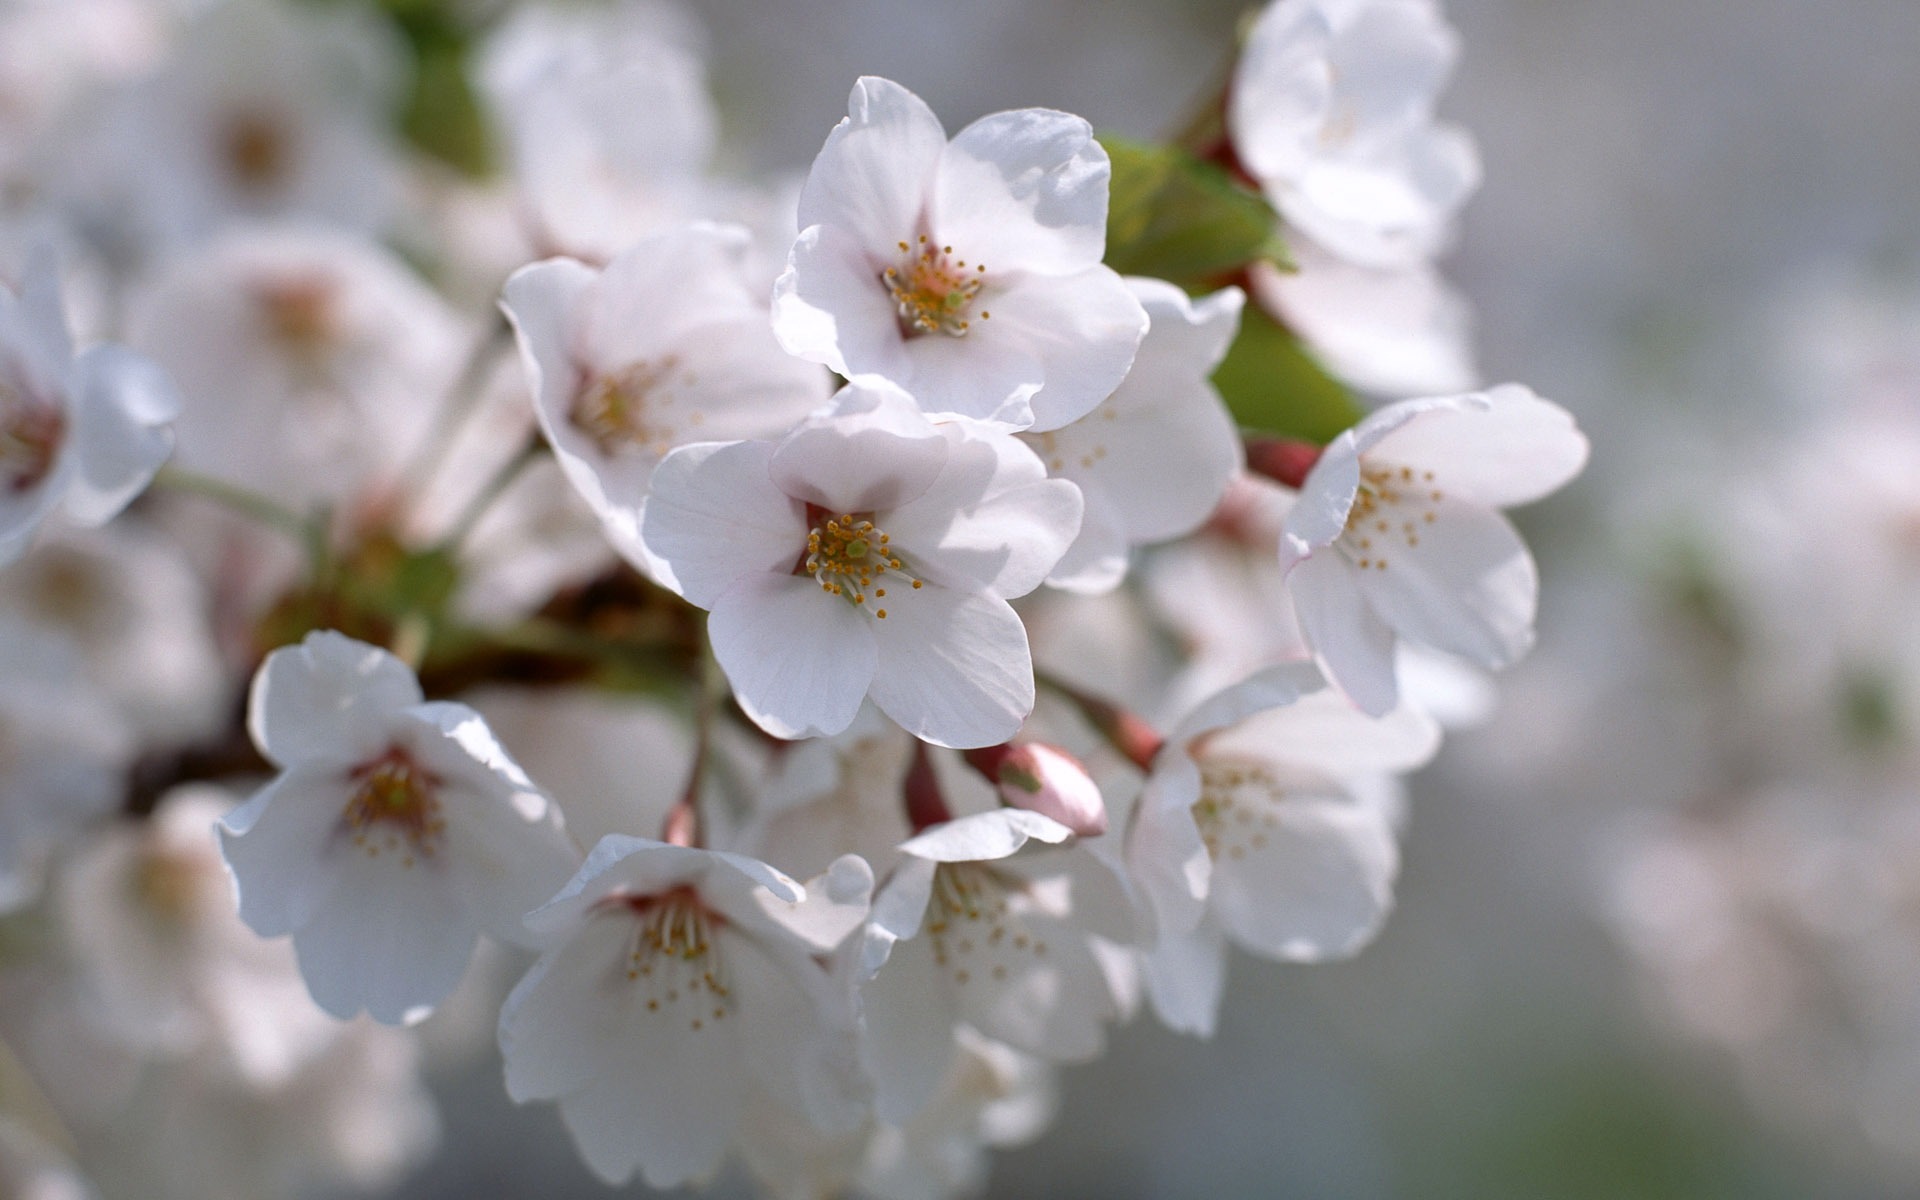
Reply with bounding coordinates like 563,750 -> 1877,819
966,742 -> 1108,837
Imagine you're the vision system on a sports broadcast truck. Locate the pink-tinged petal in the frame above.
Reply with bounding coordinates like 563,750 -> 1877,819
796,77 -> 947,259
769,379 -> 948,512
950,906 -> 1114,1062
646,315 -> 831,444
577,223 -> 759,361
899,809 -> 1073,864
246,632 -> 423,768
502,258 -> 624,496
971,266 -> 1148,431
1114,279 -> 1244,397
1367,383 -> 1588,508
886,425 -> 1081,598
772,224 -> 912,380
1351,496 -> 1538,670
1289,549 -> 1401,716
1230,0 -> 1334,185
63,345 -> 177,526
1140,916 -> 1228,1038
1207,687 -> 1440,778
710,572 -> 875,741
1125,750 -> 1210,938
219,766 -> 350,937
933,108 -> 1109,275
867,587 -> 1032,750
292,844 -> 479,1024
641,440 -> 806,607
860,933 -> 960,1122
893,322 -> 1044,427
1207,789 -> 1397,963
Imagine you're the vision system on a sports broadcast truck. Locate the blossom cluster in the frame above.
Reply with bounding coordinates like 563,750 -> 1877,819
0,0 -> 1584,1196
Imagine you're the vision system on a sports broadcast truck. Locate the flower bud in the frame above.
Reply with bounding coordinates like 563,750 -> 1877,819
965,742 -> 1108,837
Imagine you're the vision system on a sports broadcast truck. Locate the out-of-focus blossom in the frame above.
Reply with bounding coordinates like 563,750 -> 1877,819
1249,250 -> 1477,399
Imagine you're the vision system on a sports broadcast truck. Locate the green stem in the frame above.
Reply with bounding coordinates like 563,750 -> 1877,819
151,465 -> 313,543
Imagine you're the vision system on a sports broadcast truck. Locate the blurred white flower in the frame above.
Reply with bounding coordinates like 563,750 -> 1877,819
774,76 -> 1147,430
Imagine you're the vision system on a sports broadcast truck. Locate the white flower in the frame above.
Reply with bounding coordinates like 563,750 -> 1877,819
1248,249 -> 1477,398
219,631 -> 580,1025
501,222 -> 829,581
1230,0 -> 1480,269
1278,384 -> 1588,715
641,378 -> 1082,747
125,225 -> 467,509
773,76 -> 1147,430
1026,278 -> 1245,593
478,0 -> 717,261
1125,663 -> 1438,1035
0,253 -> 177,565
497,835 -> 867,1189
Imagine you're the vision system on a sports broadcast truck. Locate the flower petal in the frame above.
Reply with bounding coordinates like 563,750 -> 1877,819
710,572 -> 876,741
885,425 -> 1080,598
641,440 -> 806,608
1207,789 -> 1398,963
246,632 -> 424,769
768,379 -> 949,512
292,843 -> 479,1024
1140,916 -> 1228,1038
63,345 -> 178,527
219,766 -> 350,937
1367,383 -> 1588,508
968,265 -> 1147,431
867,587 -> 1032,749
933,107 -> 1109,275
1288,548 -> 1401,716
1350,496 -> 1537,670
772,223 -> 912,380
797,76 -> 948,259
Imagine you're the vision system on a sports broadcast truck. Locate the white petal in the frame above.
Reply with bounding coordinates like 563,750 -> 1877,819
1042,496 -> 1128,594
641,440 -> 805,608
292,845 -> 479,1024
1230,0 -> 1334,185
971,265 -> 1147,431
885,425 -> 1081,598
1140,916 -> 1228,1038
62,345 -> 177,526
246,632 -> 423,768
772,223 -> 911,379
1124,751 -> 1210,937
1350,497 -> 1537,670
499,910 -> 646,1101
796,77 -> 947,257
768,379 -> 949,512
219,767 -> 350,937
1207,790 -> 1398,963
1289,548 -> 1401,716
892,321 -> 1044,427
867,587 -> 1032,750
899,809 -> 1074,864
710,572 -> 875,741
860,933 -> 960,1123
577,223 -> 759,360
950,906 -> 1113,1062
1367,383 -> 1588,508
933,107 -> 1109,274
1203,687 -> 1440,778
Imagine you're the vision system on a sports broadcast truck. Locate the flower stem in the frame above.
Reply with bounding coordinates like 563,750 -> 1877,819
151,464 -> 312,543
404,308 -> 514,501
1035,673 -> 1165,771
432,431 -> 544,554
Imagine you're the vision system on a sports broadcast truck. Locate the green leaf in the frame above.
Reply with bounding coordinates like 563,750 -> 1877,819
1211,304 -> 1364,443
1100,135 -> 1284,288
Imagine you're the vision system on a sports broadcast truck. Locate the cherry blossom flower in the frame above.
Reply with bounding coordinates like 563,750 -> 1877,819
501,222 -> 829,581
219,632 -> 580,1025
641,378 -> 1082,747
0,253 -> 177,565
1230,0 -> 1480,269
1126,663 -> 1439,1035
1278,384 -> 1588,715
773,76 -> 1147,430
496,835 -> 868,1188
1025,278 -> 1244,592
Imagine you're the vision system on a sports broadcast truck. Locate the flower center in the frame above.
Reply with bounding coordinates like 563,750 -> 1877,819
1338,461 -> 1444,572
255,276 -> 339,359
222,112 -> 291,191
342,745 -> 446,864
0,380 -> 64,495
1193,758 -> 1290,862
925,863 -> 1049,988
882,236 -> 990,337
568,356 -> 686,458
134,847 -> 211,926
803,510 -> 922,619
607,886 -> 734,1032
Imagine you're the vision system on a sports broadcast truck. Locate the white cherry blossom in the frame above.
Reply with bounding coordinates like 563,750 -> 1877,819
641,378 -> 1082,747
496,835 -> 867,1189
1278,384 -> 1588,715
1230,0 -> 1480,269
501,222 -> 829,581
1248,250 -> 1477,398
219,632 -> 580,1025
0,253 -> 177,565
1125,663 -> 1438,1035
774,76 -> 1147,430
1026,278 -> 1245,593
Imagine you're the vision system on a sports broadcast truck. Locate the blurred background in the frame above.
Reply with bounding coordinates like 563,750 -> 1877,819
11,0 -> 1920,1196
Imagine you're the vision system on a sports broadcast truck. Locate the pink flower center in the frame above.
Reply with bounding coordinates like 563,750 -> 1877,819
342,745 -> 446,864
882,235 -> 990,337
568,356 -> 688,457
